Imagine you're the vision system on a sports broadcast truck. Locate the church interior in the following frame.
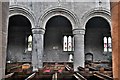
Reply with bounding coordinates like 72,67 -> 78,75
0,0 -> 120,80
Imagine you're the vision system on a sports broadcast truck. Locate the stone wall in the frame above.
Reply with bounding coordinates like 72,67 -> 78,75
13,1 -> 110,28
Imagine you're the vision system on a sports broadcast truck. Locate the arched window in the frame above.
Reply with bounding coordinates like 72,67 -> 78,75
103,36 -> 112,52
63,36 -> 67,51
108,37 -> 112,52
28,35 -> 32,51
63,35 -> 74,52
104,37 -> 107,52
68,36 -> 72,51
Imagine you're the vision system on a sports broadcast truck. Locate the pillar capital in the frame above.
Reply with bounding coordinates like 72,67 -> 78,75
32,28 -> 45,34
73,29 -> 85,35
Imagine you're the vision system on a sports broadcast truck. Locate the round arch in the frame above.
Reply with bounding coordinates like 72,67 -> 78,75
81,8 -> 111,30
9,5 -> 35,29
84,9 -> 112,62
43,15 -> 73,62
38,7 -> 80,30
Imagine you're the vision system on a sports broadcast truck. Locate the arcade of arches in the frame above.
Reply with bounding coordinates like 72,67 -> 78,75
7,12 -> 112,77
6,14 -> 113,77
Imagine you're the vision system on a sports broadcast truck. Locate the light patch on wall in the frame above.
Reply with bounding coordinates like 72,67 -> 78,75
28,35 -> 32,51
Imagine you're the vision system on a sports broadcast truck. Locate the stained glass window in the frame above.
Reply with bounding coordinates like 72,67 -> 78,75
63,35 -> 74,51
63,36 -> 67,51
108,37 -> 112,52
103,37 -> 112,52
104,37 -> 107,52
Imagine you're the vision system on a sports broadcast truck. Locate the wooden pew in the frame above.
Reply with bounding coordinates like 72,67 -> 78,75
78,66 -> 85,71
65,65 -> 73,71
93,71 -> 113,80
24,73 -> 36,80
52,72 -> 57,80
3,72 -> 14,79
73,72 -> 87,80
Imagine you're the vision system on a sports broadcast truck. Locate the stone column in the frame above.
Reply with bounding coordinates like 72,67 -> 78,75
0,2 -> 9,80
32,28 -> 45,71
73,29 -> 85,71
